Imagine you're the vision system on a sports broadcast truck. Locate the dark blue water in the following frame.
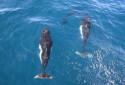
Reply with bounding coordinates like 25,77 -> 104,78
0,0 -> 125,85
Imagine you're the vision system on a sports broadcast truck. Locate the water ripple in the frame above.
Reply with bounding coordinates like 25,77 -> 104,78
0,7 -> 22,14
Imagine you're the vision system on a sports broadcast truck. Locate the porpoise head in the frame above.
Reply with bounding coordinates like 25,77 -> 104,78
42,27 -> 50,35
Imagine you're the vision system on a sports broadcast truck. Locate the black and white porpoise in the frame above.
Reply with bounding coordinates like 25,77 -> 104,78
79,13 -> 91,50
75,13 -> 93,58
34,27 -> 53,79
61,10 -> 80,24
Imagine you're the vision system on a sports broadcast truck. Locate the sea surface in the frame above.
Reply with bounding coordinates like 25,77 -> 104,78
0,0 -> 125,85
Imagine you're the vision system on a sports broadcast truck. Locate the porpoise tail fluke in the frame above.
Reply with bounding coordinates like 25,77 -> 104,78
34,72 -> 52,79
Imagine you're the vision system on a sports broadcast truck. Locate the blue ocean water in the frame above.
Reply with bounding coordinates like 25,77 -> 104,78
0,0 -> 125,85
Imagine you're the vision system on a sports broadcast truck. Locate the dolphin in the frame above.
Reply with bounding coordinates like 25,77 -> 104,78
75,13 -> 93,58
79,13 -> 91,50
34,27 -> 53,79
61,10 -> 80,24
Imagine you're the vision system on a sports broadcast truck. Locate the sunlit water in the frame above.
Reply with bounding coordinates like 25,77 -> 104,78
0,0 -> 125,85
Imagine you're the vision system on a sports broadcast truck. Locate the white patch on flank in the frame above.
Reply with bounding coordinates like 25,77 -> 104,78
79,25 -> 83,39
39,44 -> 42,63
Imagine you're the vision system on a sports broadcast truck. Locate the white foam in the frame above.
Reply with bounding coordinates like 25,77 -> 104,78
0,7 -> 22,13
29,17 -> 43,22
75,51 -> 93,58
87,53 -> 93,58
79,25 -> 83,39
39,44 -> 42,63
84,80 -> 87,83
27,17 -> 49,23
49,76 -> 53,79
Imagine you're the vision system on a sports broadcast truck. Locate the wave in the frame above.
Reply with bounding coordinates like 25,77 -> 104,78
0,7 -> 22,13
26,17 -> 49,23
